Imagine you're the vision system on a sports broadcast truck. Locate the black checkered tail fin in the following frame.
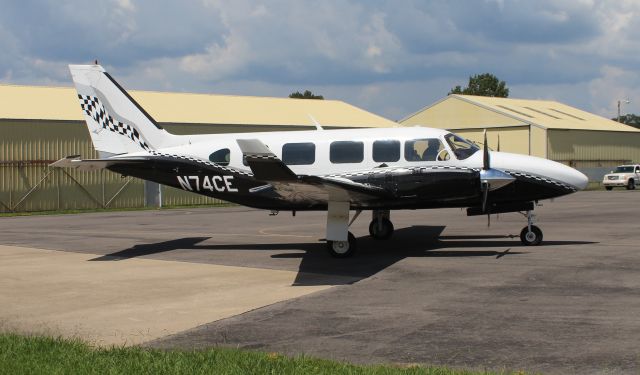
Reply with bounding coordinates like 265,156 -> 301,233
69,64 -> 178,158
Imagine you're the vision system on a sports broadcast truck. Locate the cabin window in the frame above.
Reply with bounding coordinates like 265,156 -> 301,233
330,141 -> 364,163
404,139 -> 449,161
372,140 -> 400,162
209,148 -> 230,166
282,142 -> 316,165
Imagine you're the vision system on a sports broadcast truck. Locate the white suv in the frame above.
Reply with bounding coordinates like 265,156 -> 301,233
602,164 -> 640,190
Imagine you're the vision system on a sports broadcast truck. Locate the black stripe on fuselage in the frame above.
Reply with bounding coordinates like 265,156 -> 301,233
105,154 -> 576,210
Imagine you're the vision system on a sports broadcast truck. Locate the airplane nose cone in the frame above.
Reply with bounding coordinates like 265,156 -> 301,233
563,165 -> 588,191
486,151 -> 589,191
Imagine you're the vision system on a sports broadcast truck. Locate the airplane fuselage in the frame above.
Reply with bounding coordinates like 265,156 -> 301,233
107,127 -> 586,211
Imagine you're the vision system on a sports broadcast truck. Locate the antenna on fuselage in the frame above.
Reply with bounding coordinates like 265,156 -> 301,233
308,114 -> 324,131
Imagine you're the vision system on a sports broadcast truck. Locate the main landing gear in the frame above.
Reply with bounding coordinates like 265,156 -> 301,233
324,206 -> 396,257
520,210 -> 543,246
325,201 -> 358,258
369,210 -> 394,240
324,204 -> 542,256
327,232 -> 357,258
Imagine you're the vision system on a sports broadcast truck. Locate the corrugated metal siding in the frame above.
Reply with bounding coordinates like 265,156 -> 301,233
0,120 -> 230,212
0,120 -> 97,161
530,126 -> 547,158
548,129 -> 640,163
162,186 -> 222,207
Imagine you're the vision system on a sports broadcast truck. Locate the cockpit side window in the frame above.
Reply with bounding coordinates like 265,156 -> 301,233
404,138 -> 449,161
209,148 -> 230,166
444,133 -> 479,160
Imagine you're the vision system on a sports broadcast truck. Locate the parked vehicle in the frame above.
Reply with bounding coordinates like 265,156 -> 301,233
602,165 -> 640,190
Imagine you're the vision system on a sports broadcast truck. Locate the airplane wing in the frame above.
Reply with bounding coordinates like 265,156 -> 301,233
237,139 -> 391,203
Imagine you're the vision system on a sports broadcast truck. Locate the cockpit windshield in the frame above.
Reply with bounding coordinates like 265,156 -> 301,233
444,133 -> 479,160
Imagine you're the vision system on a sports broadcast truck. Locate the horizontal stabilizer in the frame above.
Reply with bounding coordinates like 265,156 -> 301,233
50,155 -> 147,171
237,139 -> 297,181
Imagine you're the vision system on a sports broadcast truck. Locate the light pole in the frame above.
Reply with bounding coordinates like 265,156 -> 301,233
617,99 -> 631,122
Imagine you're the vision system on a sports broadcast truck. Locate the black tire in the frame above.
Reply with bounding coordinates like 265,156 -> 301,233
520,225 -> 543,246
627,180 -> 635,190
368,218 -> 394,240
605,186 -> 613,191
326,232 -> 357,258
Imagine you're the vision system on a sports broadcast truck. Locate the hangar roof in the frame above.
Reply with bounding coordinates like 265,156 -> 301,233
401,94 -> 640,132
0,84 -> 396,128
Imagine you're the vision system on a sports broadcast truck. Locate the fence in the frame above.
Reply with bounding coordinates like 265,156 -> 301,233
0,160 -> 222,213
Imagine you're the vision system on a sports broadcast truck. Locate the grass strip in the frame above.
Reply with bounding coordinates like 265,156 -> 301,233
0,333 -> 525,375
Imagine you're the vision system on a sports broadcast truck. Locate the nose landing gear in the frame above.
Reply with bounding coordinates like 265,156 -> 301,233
520,210 -> 543,246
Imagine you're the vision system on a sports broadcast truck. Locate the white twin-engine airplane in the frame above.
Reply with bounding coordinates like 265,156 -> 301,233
53,64 -> 588,257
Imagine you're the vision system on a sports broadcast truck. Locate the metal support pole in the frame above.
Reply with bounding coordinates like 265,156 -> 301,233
11,169 -> 54,211
105,177 -> 134,208
59,169 -> 104,208
144,181 -> 162,208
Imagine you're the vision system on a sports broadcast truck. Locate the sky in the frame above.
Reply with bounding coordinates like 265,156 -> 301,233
0,0 -> 639,121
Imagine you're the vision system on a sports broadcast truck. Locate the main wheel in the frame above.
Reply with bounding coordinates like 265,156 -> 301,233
605,186 -> 613,191
627,179 -> 635,190
326,232 -> 357,258
368,218 -> 394,240
520,225 -> 543,246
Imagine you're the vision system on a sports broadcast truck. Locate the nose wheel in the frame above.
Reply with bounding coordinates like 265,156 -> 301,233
520,210 -> 543,246
327,232 -> 357,258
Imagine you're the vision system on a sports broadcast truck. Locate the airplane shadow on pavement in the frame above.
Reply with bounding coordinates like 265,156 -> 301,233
89,226 -> 596,286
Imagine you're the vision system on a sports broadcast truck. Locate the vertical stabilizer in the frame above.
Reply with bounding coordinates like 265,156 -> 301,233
69,64 -> 176,157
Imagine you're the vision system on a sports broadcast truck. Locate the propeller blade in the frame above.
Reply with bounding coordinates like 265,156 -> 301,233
483,129 -> 490,170
481,182 -> 489,213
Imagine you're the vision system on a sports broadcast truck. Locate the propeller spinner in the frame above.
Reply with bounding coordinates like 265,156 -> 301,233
479,129 -> 515,212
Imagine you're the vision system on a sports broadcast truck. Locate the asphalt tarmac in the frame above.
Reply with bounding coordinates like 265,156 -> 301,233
1,190 -> 638,374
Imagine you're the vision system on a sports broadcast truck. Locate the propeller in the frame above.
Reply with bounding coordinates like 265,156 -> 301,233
479,129 -> 515,213
483,129 -> 490,171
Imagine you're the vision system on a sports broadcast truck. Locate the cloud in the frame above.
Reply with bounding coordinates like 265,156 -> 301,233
0,1 -> 639,119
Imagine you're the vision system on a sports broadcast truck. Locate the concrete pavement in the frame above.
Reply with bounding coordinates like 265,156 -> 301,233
1,190 -> 639,374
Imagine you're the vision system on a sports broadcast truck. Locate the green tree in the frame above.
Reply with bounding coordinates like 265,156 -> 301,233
289,90 -> 324,99
449,73 -> 509,97
613,113 -> 640,128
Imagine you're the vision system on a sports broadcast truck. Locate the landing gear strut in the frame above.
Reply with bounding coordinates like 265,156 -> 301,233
520,210 -> 543,246
369,210 -> 394,240
325,201 -> 357,257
